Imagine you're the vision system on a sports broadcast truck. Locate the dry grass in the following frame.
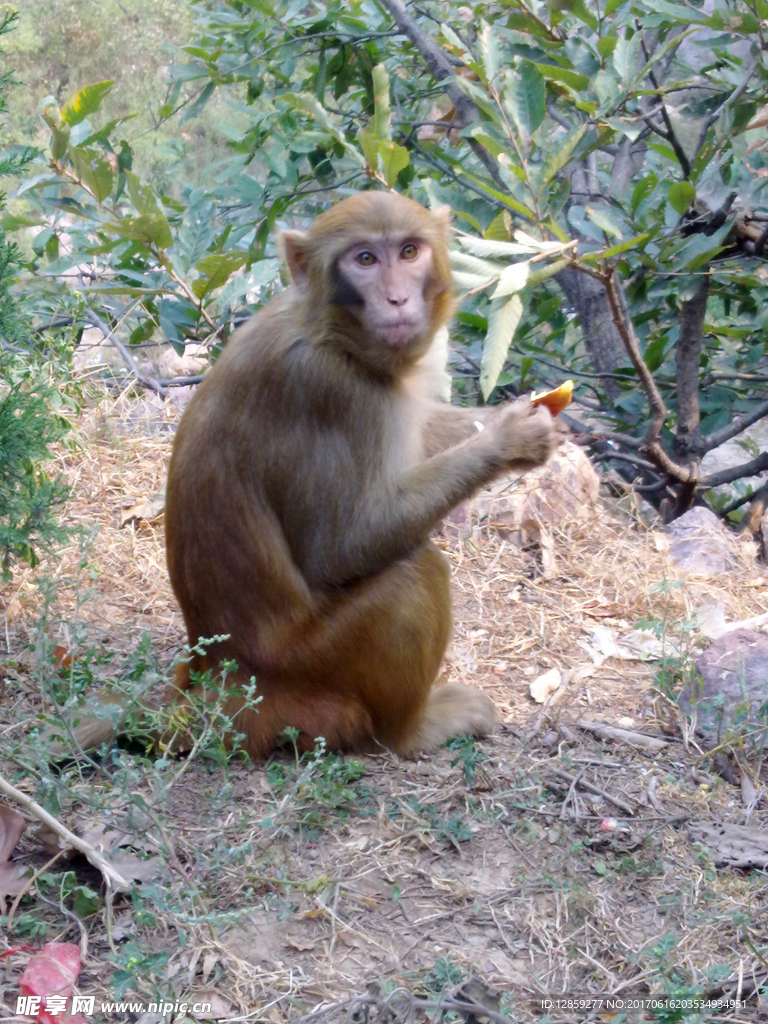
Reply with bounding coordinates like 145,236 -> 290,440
2,395 -> 768,1023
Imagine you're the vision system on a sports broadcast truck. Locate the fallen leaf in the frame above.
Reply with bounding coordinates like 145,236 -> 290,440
0,804 -> 29,897
120,487 -> 166,527
530,668 -> 562,703
282,933 -> 317,952
188,991 -> 234,1019
579,625 -> 668,664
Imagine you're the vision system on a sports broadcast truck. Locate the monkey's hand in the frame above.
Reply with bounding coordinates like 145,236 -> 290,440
487,398 -> 559,471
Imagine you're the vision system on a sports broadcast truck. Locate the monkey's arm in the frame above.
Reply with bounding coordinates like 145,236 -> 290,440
327,401 -> 555,584
422,403 -> 499,458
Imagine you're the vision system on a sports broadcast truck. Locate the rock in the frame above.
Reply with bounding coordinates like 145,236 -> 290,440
156,342 -> 208,378
520,440 -> 600,523
679,628 -> 768,751
666,506 -> 738,574
688,820 -> 768,868
473,440 -> 600,538
72,326 -> 125,372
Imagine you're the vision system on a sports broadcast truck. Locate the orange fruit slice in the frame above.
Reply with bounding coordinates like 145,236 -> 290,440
530,379 -> 574,415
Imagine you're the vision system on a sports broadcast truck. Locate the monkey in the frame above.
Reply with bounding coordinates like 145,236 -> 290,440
160,190 -> 559,760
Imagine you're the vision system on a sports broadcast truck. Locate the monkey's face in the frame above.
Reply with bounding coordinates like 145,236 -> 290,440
335,237 -> 436,353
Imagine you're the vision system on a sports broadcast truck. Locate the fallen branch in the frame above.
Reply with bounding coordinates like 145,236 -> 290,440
84,309 -> 168,398
0,773 -> 129,889
577,718 -> 668,754
547,765 -> 636,816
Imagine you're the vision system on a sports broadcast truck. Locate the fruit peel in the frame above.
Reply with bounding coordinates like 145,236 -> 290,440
530,379 -> 574,415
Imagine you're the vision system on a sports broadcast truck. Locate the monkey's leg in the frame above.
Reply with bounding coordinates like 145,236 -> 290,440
223,543 -> 493,756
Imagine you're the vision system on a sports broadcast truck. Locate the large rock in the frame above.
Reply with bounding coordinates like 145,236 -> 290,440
667,506 -> 738,574
473,440 -> 600,536
679,628 -> 768,751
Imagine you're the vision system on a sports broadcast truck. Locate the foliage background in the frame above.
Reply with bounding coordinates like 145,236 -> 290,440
3,0 -> 768,542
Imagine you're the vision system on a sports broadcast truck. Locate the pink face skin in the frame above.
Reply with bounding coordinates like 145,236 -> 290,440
336,238 -> 434,349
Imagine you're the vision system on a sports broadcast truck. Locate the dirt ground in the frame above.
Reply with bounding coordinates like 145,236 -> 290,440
2,395 -> 768,1024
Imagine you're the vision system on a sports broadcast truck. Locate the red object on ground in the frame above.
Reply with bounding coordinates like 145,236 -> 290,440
18,943 -> 87,1024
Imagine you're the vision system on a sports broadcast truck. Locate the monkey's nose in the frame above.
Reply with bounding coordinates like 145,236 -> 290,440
387,295 -> 408,306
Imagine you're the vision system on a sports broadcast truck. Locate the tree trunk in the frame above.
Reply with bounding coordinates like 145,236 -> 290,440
556,267 -> 626,400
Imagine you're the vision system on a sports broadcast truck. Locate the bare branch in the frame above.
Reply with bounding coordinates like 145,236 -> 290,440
691,57 -> 760,168
600,270 -> 695,482
674,274 -> 708,461
637,31 -> 691,176
84,309 -> 168,397
701,451 -> 768,489
0,771 -> 129,889
698,398 -> 768,453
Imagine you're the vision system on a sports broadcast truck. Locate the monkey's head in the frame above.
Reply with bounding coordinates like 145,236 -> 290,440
280,192 -> 455,373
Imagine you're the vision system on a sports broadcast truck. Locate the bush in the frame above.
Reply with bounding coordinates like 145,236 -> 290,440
0,10 -> 68,574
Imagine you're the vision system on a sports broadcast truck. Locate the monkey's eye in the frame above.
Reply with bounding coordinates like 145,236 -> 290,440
400,244 -> 419,260
355,251 -> 377,266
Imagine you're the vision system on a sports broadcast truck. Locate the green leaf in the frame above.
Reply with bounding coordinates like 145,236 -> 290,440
668,180 -> 696,214
579,232 -> 651,261
440,23 -> 467,54
535,64 -> 589,91
193,251 -> 248,299
451,250 -> 503,277
357,127 -> 380,171
464,173 -> 537,222
504,63 -> 546,137
650,0 -> 708,21
481,294 -> 524,398
126,171 -> 160,217
119,214 -> 173,249
50,125 -> 70,162
371,63 -> 391,140
281,92 -> 365,166
612,35 -> 639,86
631,173 -> 657,214
586,205 -> 625,237
483,211 -> 512,241
460,237 -> 540,258
61,81 -> 114,126
179,82 -> 215,125
707,8 -> 759,33
572,0 -> 598,29
453,270 -> 496,291
477,20 -> 501,84
493,261 -> 530,298
379,139 -> 409,188
541,123 -> 587,184
597,36 -> 618,58
526,257 -> 571,286
643,337 -> 667,373
68,146 -> 113,202
605,116 -> 643,142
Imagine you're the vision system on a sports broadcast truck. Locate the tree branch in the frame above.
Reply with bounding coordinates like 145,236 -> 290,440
674,273 -> 709,462
698,398 -> 768,453
84,310 -> 168,397
600,269 -> 695,482
700,451 -> 768,489
378,0 -> 508,190
638,32 -> 691,176
691,56 -> 760,168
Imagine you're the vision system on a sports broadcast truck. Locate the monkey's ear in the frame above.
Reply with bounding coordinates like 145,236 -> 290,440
278,230 -> 310,284
431,205 -> 452,232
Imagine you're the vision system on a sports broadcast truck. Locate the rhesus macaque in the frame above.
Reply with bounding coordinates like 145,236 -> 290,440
164,191 -> 558,759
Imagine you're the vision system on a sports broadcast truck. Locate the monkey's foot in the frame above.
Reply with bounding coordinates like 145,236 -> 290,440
396,682 -> 497,756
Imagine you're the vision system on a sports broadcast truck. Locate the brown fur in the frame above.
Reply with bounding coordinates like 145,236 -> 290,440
164,191 -> 558,758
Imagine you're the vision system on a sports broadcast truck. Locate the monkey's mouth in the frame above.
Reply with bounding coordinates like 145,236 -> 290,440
378,319 -> 420,347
